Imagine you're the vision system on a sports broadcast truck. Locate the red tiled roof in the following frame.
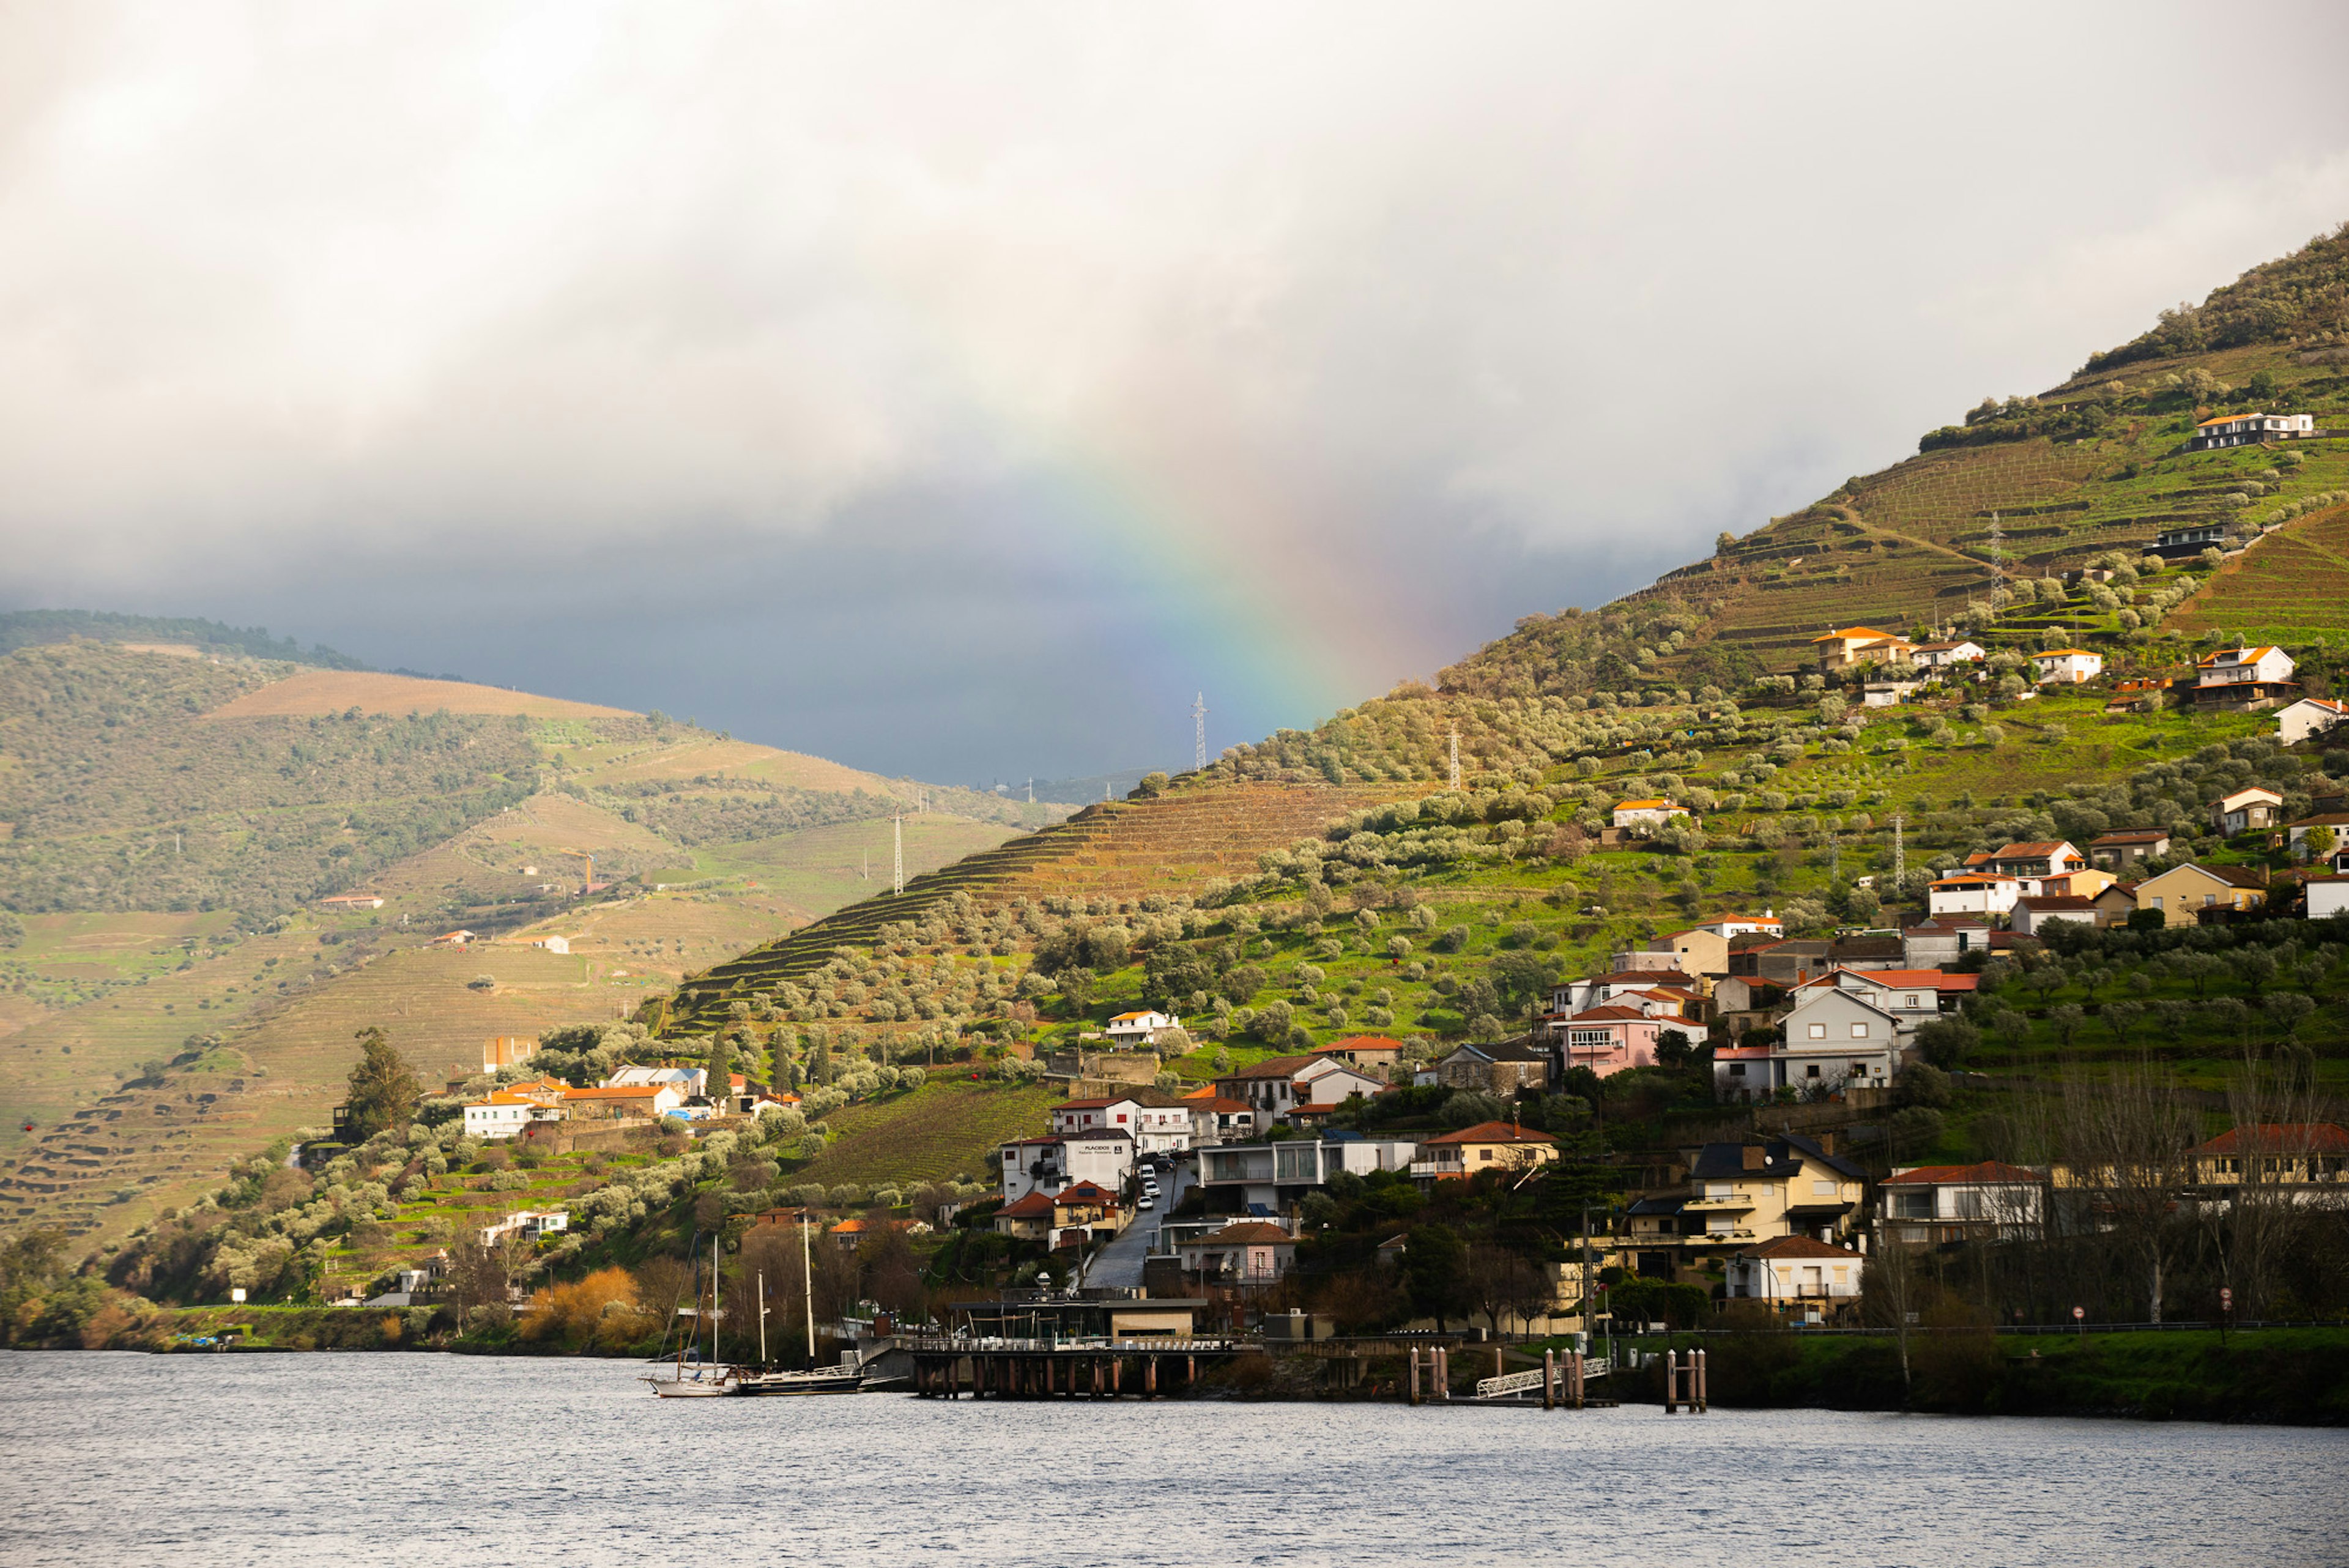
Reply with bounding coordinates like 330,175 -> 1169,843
1421,1121 -> 1560,1147
2089,829 -> 2171,845
998,1191 -> 1055,1217
1228,1053 -> 1317,1079
2189,1123 -> 2349,1156
1192,1096 -> 1253,1113
1737,1235 -> 1862,1259
2016,895 -> 2099,911
1992,841 -> 2076,858
1055,1181 -> 1119,1206
1052,1097 -> 1135,1112
1198,1222 -> 1294,1246
1882,1161 -> 2043,1186
1565,1005 -> 1653,1023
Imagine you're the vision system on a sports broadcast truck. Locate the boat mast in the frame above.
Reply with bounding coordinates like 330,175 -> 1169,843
801,1214 -> 816,1367
711,1232 -> 722,1368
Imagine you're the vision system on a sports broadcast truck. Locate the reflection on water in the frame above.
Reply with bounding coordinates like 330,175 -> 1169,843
4,1351 -> 2345,1567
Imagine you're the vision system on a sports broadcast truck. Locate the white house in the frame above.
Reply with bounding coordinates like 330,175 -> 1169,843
2307,877 -> 2349,920
1774,988 -> 1898,1094
1049,1094 -> 1193,1154
1725,1236 -> 1865,1302
2277,696 -> 2349,746
521,934 -> 571,955
462,1090 -> 566,1140
1980,841 -> 2088,879
1927,872 -> 2021,917
998,1129 -> 1135,1206
1910,639 -> 1986,669
2011,894 -> 2102,936
1195,1137 -> 1419,1211
1880,1161 -> 2044,1244
1789,968 -> 1969,1036
1550,968 -> 1699,1015
479,1209 -> 569,1248
1687,913 -> 1784,940
2032,648 -> 2104,685
1901,918 -> 1990,967
2201,643 -> 2297,691
606,1063 -> 707,1097
2186,410 -> 2316,450
1105,1009 -> 1182,1049
1185,1094 -> 1257,1145
1611,798 -> 1688,830
1713,1042 -> 1772,1102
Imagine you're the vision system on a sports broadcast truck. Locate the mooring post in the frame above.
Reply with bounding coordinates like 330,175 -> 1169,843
1697,1349 -> 1709,1413
1543,1349 -> 1556,1410
1572,1348 -> 1584,1410
1187,1353 -> 1196,1389
1665,1349 -> 1679,1413
1436,1346 -> 1450,1403
1409,1346 -> 1421,1405
1147,1356 -> 1158,1397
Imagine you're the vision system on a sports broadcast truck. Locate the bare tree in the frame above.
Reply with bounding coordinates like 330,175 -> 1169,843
2208,1048 -> 2325,1318
2060,1053 -> 2195,1322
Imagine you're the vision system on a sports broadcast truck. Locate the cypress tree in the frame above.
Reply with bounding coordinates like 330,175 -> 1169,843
341,1027 -> 420,1142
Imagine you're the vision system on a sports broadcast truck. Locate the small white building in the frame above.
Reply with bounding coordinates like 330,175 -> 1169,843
1725,1236 -> 1865,1302
998,1129 -> 1135,1206
1880,1162 -> 2043,1244
1910,639 -> 1986,669
521,934 -> 571,955
606,1063 -> 707,1097
462,1090 -> 566,1141
2032,648 -> 2104,685
2307,877 -> 2349,920
2276,696 -> 2349,746
1927,872 -> 2021,917
2211,786 -> 2285,837
1611,798 -> 1689,830
480,1209 -> 569,1248
1105,1009 -> 1181,1049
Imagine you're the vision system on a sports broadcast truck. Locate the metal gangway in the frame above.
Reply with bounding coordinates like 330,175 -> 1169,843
1475,1356 -> 1610,1400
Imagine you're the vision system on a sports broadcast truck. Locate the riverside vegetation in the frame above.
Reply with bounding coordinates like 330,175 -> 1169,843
6,229 -> 2349,1416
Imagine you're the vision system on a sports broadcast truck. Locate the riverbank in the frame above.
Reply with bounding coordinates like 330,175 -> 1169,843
44,1304 -> 2349,1424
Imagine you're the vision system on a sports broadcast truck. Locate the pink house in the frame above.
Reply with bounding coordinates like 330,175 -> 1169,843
1548,1004 -> 1668,1078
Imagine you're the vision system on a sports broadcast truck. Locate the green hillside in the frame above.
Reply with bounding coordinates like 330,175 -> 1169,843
0,609 -> 369,669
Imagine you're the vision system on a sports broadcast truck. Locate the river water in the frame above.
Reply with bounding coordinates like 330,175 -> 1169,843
3,1351 -> 2343,1567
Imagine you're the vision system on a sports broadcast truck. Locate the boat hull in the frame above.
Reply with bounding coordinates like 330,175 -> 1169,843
731,1372 -> 865,1396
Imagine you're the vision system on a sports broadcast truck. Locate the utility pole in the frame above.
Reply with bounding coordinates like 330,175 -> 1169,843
1893,812 -> 1905,896
1449,726 -> 1461,791
892,815 -> 904,896
1192,692 -> 1209,773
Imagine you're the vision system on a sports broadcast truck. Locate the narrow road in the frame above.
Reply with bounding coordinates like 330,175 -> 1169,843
1082,1159 -> 1191,1291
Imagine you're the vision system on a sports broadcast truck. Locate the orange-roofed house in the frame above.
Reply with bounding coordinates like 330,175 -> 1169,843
1316,1036 -> 1405,1071
2186,1123 -> 2349,1192
1186,1095 -> 1257,1145
462,1088 -> 568,1141
1880,1161 -> 2046,1244
992,1189 -> 1058,1243
2186,410 -> 2315,450
2277,696 -> 2349,746
1414,1121 -> 1559,1180
2195,644 -> 2299,712
560,1082 -> 686,1121
2032,648 -> 2103,685
1612,797 -> 1690,831
1982,841 -> 2087,879
1810,626 -> 1915,674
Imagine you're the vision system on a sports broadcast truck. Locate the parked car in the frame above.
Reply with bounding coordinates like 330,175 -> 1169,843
1137,1194 -> 1155,1210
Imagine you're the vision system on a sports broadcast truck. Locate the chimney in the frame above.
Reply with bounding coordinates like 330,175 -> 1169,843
1742,1144 -> 1765,1172
1814,1131 -> 1836,1155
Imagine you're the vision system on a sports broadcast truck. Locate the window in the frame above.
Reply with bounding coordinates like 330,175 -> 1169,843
2151,896 -> 2164,910
1813,1180 -> 1838,1197
1904,994 -> 1920,1008
2204,894 -> 2217,907
1807,1023 -> 1827,1040
1850,1022 -> 1869,1038
1805,1064 -> 1822,1079
1728,1063 -> 1747,1079
1852,1061 -> 1871,1076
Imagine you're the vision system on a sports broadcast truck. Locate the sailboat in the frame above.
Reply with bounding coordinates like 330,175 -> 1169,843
732,1214 -> 865,1396
645,1233 -> 733,1397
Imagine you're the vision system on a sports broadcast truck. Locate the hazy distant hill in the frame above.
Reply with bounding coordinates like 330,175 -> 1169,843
0,609 -> 370,669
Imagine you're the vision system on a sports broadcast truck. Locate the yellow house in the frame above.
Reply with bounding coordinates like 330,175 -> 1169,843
1415,1121 -> 1559,1178
2131,862 -> 2268,926
1810,626 -> 1915,674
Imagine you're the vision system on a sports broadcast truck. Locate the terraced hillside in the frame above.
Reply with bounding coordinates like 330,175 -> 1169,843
651,781 -> 1405,1035
2169,499 -> 2349,644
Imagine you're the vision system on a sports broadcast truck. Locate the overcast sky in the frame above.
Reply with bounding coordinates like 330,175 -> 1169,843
3,4 -> 2346,783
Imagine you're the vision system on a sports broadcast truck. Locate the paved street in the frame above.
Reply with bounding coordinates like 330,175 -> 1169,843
1080,1159 -> 1191,1290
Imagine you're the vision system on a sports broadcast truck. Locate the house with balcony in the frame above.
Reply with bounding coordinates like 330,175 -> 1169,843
996,1128 -> 1135,1206
1195,1135 -> 1419,1214
1105,1009 -> 1182,1049
1625,1134 -> 1866,1280
1549,968 -> 1702,1015
1545,1005 -> 1668,1079
1184,1094 -> 1258,1146
1412,1121 -> 1559,1181
1049,1091 -> 1195,1153
1176,1221 -> 1298,1286
1724,1236 -> 1865,1306
1810,626 -> 1916,674
1927,871 -> 2022,918
1773,987 -> 1898,1095
1879,1161 -> 2045,1245
1981,840 -> 2088,880
2185,409 -> 2315,450
1788,968 -> 1973,1035
2194,645 -> 2298,712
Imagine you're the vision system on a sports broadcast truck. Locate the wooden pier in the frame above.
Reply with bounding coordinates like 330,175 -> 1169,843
905,1336 -> 1252,1400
